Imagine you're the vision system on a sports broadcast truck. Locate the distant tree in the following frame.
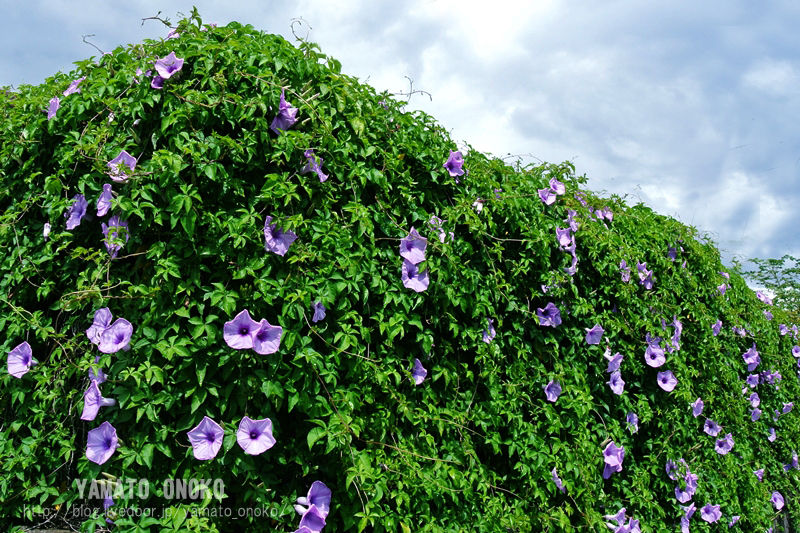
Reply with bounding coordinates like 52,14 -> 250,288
746,254 -> 800,318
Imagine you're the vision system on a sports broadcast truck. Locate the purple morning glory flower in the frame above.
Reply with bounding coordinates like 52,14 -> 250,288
270,89 -> 298,134
401,259 -> 429,292
538,188 -> 556,205
264,216 -> 298,256
551,467 -> 565,493
620,260 -> 631,283
717,283 -> 727,295
746,374 -> 759,387
756,290 -> 773,305
585,324 -> 604,345
604,507 -> 627,528
768,427 -> 777,441
700,504 -> 721,523
7,341 -> 37,378
626,412 -> 638,433
691,398 -> 704,417
482,318 -> 496,344
223,309 -> 260,350
771,491 -> 784,510
704,419 -> 721,436
154,51 -> 184,80
712,319 -> 722,336
544,380 -> 562,402
96,184 -> 112,217
107,150 -> 137,182
537,302 -> 562,327
657,370 -> 678,392
47,96 -> 60,120
555,227 -> 573,248
749,393 -> 760,408
253,319 -> 283,355
89,366 -> 107,384
549,178 -> 566,195
608,371 -> 625,395
667,247 -> 677,261
86,421 -> 118,465
792,345 -> 800,358
86,308 -> 113,345
602,441 -> 625,479
750,408 -> 761,421
764,309 -> 773,321
637,262 -> 654,290
101,215 -> 129,258
754,468 -> 764,481
782,402 -> 793,414
443,150 -> 465,178
302,149 -> 328,182
80,381 -> 116,421
65,194 -> 88,230
666,459 -> 678,480
675,485 -> 693,504
732,325 -> 747,336
97,318 -> 133,354
311,302 -> 326,323
728,516 -> 740,527
399,227 -> 427,264
297,505 -> 326,532
644,342 -> 666,368
151,75 -> 165,89
714,433 -> 734,455
236,416 -> 276,455
63,77 -> 86,97
603,347 -> 623,372
564,253 -> 578,276
411,358 -> 427,385
187,416 -> 225,460
565,209 -> 579,231
428,215 -> 452,243
764,369 -> 783,385
295,481 -> 332,519
166,28 -> 180,39
742,343 -> 760,371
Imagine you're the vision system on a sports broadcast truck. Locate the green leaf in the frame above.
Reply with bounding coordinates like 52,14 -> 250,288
306,427 -> 326,449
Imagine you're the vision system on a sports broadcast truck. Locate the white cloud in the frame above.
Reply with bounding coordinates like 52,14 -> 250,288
742,59 -> 800,96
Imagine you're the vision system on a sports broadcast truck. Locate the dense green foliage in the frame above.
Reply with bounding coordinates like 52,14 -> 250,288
1,11 -> 799,532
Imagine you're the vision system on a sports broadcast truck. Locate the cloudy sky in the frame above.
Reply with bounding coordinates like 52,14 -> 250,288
3,0 -> 799,266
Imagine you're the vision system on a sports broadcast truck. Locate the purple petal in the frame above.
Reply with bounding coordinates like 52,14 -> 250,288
399,227 -> 427,264
65,194 -> 88,230
236,416 -> 276,455
223,310 -> 259,350
97,318 -> 133,354
7,341 -> 36,378
252,319 -> 283,355
401,259 -> 429,292
154,51 -> 184,79
411,358 -> 427,385
97,184 -> 113,217
443,150 -> 465,177
187,416 -> 224,460
86,421 -> 118,465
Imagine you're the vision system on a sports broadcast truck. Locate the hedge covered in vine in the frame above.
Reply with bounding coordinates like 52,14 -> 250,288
2,11 -> 798,532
